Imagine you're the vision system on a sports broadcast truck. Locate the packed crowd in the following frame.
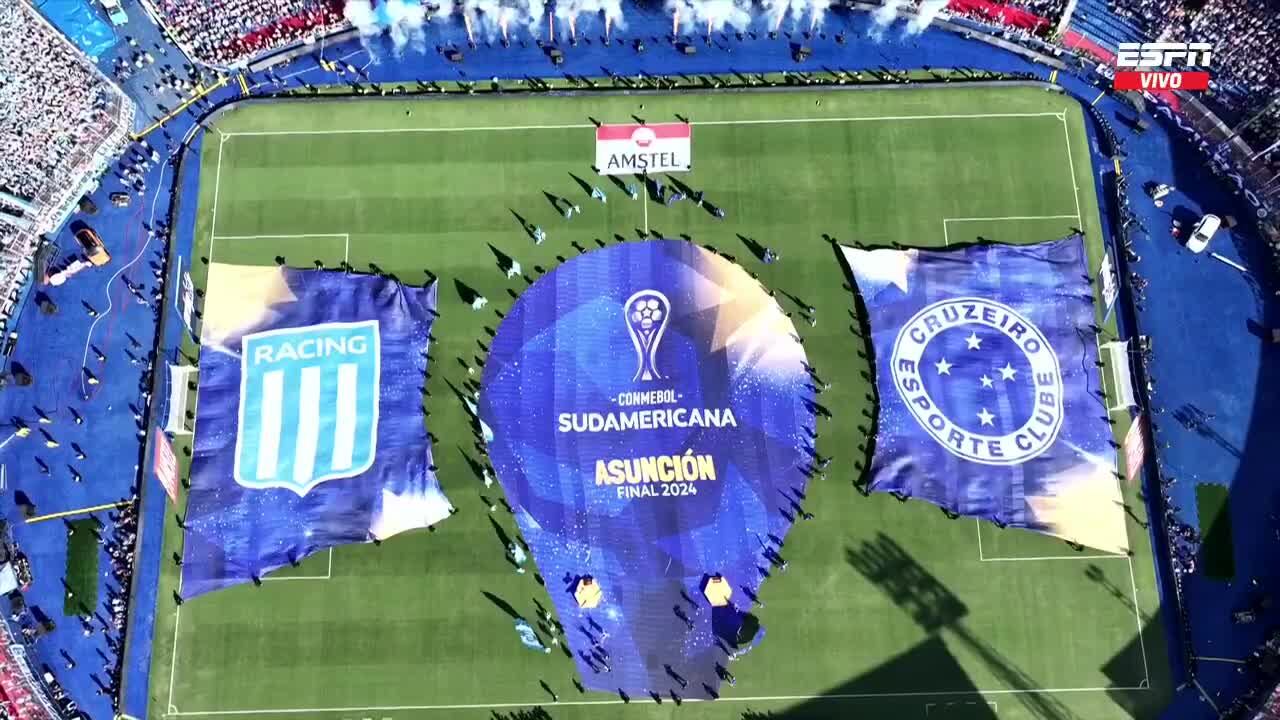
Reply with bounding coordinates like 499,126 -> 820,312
1103,0 -> 1279,143
0,1 -> 132,331
64,497 -> 142,716
153,0 -> 345,66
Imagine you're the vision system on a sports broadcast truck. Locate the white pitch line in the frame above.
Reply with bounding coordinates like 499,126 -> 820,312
222,111 -> 1065,139
945,215 -> 1080,223
1127,554 -> 1151,685
210,234 -> 350,264
168,685 -> 1150,716
1060,114 -> 1084,224
207,134 -> 228,266
980,554 -> 1129,562
943,215 -> 1080,247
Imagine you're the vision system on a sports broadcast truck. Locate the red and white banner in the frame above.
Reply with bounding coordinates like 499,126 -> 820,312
153,428 -> 181,502
595,123 -> 691,176
1122,413 -> 1149,484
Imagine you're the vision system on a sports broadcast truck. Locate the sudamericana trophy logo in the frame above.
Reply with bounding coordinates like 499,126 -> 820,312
625,290 -> 671,382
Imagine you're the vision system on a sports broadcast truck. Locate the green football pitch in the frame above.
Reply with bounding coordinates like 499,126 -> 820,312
148,84 -> 1171,720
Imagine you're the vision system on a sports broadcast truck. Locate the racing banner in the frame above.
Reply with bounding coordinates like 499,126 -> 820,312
843,237 -> 1128,554
595,123 -> 691,175
181,265 -> 453,597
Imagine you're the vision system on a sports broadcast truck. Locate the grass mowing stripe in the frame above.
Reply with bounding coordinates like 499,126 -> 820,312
1195,483 -> 1234,580
65,519 -> 99,616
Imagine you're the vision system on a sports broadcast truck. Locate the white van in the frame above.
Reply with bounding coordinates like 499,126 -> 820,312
1186,214 -> 1221,254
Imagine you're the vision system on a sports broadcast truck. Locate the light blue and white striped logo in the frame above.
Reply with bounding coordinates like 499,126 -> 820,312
234,321 -> 380,495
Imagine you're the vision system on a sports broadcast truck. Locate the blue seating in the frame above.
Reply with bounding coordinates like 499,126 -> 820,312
1069,0 -> 1152,51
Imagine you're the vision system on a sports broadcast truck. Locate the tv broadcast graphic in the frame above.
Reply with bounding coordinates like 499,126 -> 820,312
3,0 -> 1275,718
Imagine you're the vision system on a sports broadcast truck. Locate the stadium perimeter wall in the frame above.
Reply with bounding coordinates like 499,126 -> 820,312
117,126 -> 202,720
117,72 -> 1189,717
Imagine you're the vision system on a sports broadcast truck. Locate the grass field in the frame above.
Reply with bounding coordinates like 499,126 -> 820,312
148,85 -> 1171,720
1194,483 -> 1234,580
65,519 -> 99,617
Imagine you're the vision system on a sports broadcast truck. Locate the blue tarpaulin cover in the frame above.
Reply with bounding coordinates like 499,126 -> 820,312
480,240 -> 813,696
181,265 -> 452,597
843,237 -> 1127,554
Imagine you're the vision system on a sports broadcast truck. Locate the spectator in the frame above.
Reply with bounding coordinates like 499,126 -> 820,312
154,0 -> 346,67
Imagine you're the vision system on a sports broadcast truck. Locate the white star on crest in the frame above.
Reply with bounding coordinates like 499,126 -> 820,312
980,374 -> 994,389
935,358 -> 953,375
965,332 -> 982,350
999,362 -> 1018,381
977,408 -> 996,427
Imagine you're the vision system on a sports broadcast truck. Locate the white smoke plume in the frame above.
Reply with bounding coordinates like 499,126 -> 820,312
385,0 -> 428,52
343,0 -> 427,54
458,0 -> 548,43
761,0 -> 829,33
908,0 -> 948,33
666,0 -> 753,34
554,0 -> 627,41
873,0 -> 908,25
344,0 -> 381,36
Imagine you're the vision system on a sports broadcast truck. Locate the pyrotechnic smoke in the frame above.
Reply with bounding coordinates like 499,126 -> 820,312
343,0 -> 426,54
458,0 -> 550,43
385,0 -> 427,52
665,0 -> 752,34
873,0 -> 908,25
761,0 -> 829,33
909,0 -> 948,33
870,0 -> 908,37
554,0 -> 627,41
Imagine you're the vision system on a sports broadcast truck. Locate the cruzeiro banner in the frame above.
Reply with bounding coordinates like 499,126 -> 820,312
181,265 -> 453,597
480,240 -> 814,696
843,237 -> 1128,554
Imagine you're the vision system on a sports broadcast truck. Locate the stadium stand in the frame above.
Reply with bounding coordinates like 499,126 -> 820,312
1064,0 -> 1280,147
0,1 -> 134,334
142,0 -> 345,67
0,0 -> 1276,716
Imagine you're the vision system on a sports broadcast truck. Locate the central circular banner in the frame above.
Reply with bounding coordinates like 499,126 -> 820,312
480,239 -> 814,695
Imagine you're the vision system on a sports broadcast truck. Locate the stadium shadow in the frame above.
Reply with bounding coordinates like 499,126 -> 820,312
842,533 -> 1079,720
735,635 -> 998,720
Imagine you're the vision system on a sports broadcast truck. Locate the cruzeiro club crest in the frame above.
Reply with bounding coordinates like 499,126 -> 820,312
625,289 -> 671,382
889,297 -> 1064,466
234,320 -> 381,495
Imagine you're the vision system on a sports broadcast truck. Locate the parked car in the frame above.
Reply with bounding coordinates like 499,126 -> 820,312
100,0 -> 128,25
1186,214 -> 1221,254
74,227 -> 111,266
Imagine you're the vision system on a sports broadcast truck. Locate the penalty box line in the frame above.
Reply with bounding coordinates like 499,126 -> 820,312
168,684 -> 1149,716
209,233 -> 351,265
941,215 -> 1080,246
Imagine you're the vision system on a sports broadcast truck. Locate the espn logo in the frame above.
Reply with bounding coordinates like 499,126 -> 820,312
1114,42 -> 1212,91
235,320 -> 381,495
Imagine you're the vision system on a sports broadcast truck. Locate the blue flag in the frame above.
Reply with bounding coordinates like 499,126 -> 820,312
843,237 -> 1127,553
181,266 -> 454,597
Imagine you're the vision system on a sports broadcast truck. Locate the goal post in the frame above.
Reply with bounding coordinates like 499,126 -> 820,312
165,363 -> 196,436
